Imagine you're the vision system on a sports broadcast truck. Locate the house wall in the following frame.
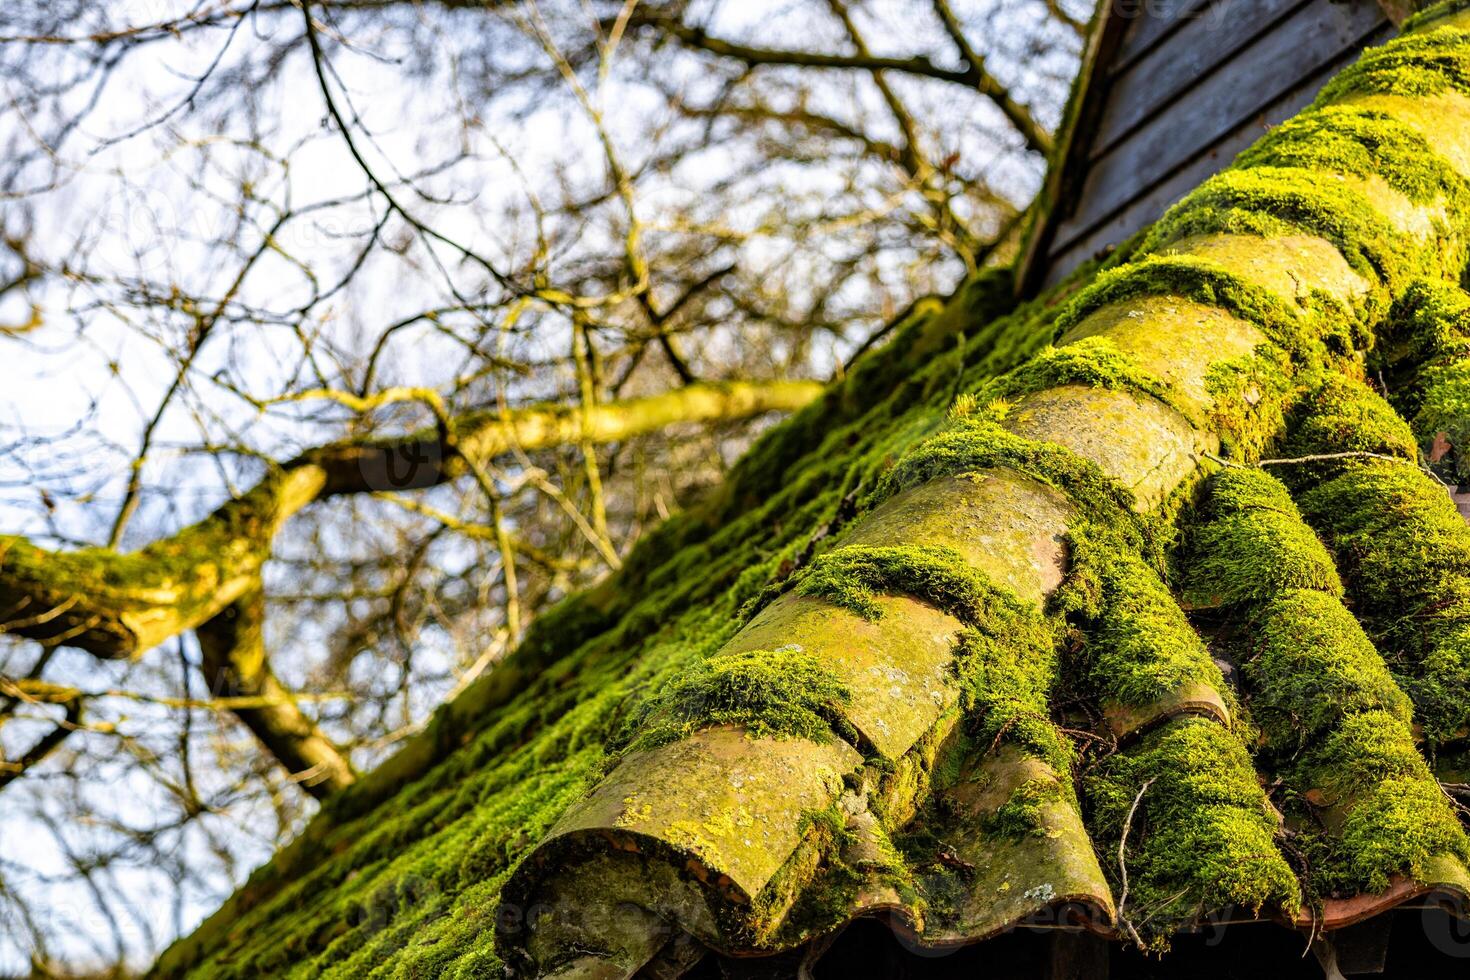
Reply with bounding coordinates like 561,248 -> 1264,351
1038,0 -> 1392,288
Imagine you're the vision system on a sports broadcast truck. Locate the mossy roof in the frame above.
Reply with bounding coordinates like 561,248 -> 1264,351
152,7 -> 1470,978
150,267 -> 1088,979
149,261 -> 1470,980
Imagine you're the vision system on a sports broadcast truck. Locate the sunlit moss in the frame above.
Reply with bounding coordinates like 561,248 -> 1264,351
870,412 -> 1154,559
977,335 -> 1189,419
1086,718 -> 1299,935
983,778 -> 1066,841
1404,0 -> 1470,33
1181,469 -> 1342,608
1298,459 -> 1470,743
1276,373 -> 1420,491
1319,19 -> 1470,102
1245,590 -> 1411,750
152,256 -> 1096,978
625,648 -> 854,751
1051,253 -> 1349,363
950,611 -> 1071,774
1056,523 -> 1223,709
1380,279 -> 1470,474
1236,105 -> 1470,210
1185,454 -> 1470,899
1301,712 -> 1469,894
786,543 -> 1014,624
1144,166 -> 1424,290
151,16 -> 1470,974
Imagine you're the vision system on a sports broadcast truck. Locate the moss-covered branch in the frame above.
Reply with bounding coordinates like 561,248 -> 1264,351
0,379 -> 823,661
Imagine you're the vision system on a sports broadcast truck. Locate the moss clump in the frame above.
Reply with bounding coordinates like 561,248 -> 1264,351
1379,280 -> 1470,475
1086,717 -> 1299,936
1275,374 -> 1420,490
977,336 -> 1187,419
1056,524 -> 1224,709
1299,711 -> 1470,894
1245,590 -> 1411,750
1319,21 -> 1470,103
1334,777 -> 1470,893
625,648 -> 854,751
871,411 -> 1154,558
951,614 -> 1072,774
784,543 -> 1010,625
1310,710 -> 1440,801
1415,359 -> 1470,468
1202,346 -> 1297,461
1384,279 -> 1470,378
1235,105 -> 1470,211
1051,253 -> 1346,363
1183,459 -> 1468,897
983,778 -> 1066,841
1144,166 -> 1423,291
1182,469 -> 1342,608
1297,460 -> 1470,743
1404,0 -> 1470,33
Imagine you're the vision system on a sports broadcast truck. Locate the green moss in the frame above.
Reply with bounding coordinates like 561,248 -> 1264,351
977,336 -> 1188,420
1309,711 -> 1436,799
784,543 -> 1012,625
1235,105 -> 1470,210
146,21 -> 1470,969
0,464 -> 309,655
1182,469 -> 1342,608
1052,253 -> 1349,363
1298,712 -> 1469,894
982,778 -> 1065,841
1415,359 -> 1470,466
1245,590 -> 1411,750
1404,0 -> 1470,33
1298,460 -> 1470,743
1201,346 -> 1297,461
1276,374 -> 1420,488
1181,458 -> 1468,897
1319,21 -> 1470,103
870,412 -> 1154,559
625,648 -> 854,751
1385,278 -> 1470,372
1378,280 -> 1470,473
1056,524 -> 1224,709
1144,167 -> 1424,291
950,616 -> 1072,774
1334,777 -> 1470,893
1086,717 -> 1299,937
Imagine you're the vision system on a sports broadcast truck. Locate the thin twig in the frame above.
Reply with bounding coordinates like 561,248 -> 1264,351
1257,450 -> 1411,467
1116,777 -> 1155,949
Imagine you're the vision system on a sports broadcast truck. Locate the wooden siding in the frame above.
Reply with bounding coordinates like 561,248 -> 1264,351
1028,0 -> 1392,290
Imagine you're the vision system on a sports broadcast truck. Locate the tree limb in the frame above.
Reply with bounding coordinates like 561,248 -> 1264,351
0,378 -> 824,660
195,590 -> 356,800
0,685 -> 81,793
628,10 -> 1052,155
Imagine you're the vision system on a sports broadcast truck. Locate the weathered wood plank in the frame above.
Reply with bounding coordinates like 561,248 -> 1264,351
1093,0 -> 1311,160
1109,0 -> 1218,74
1049,0 -> 1387,259
1040,24 -> 1393,287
